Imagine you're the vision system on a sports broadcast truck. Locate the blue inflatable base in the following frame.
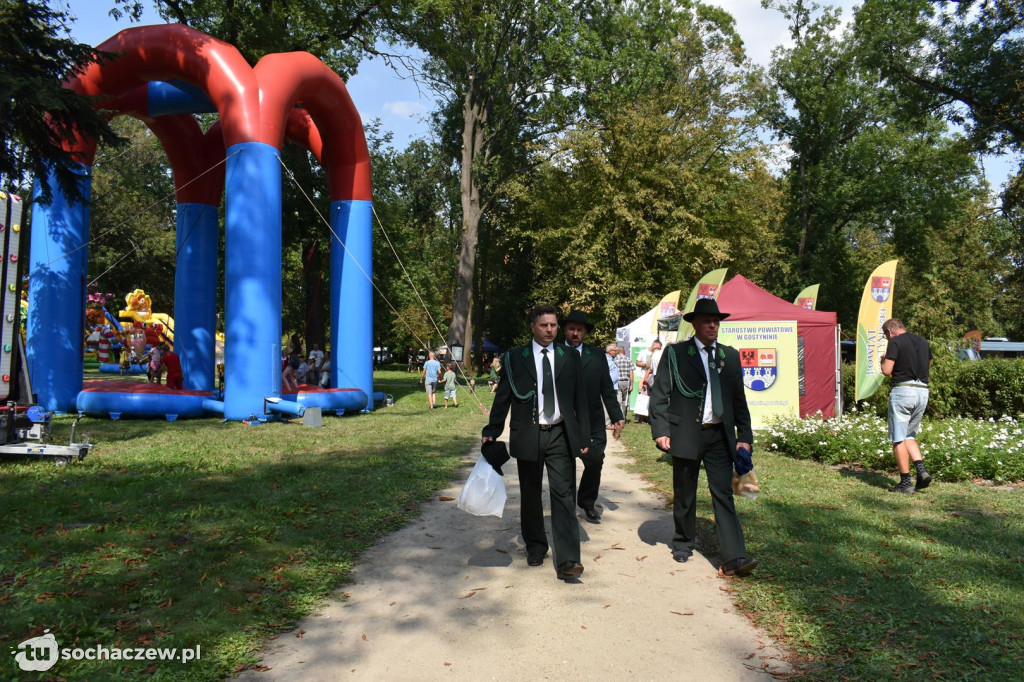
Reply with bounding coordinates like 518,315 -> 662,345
77,381 -> 215,421
77,381 -> 369,420
98,363 -> 148,374
284,387 -> 368,415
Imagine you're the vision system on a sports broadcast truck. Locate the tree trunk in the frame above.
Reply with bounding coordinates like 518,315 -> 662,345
303,240 -> 327,350
449,84 -> 487,363
797,150 -> 809,273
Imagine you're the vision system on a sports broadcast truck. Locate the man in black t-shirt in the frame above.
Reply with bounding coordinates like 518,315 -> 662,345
880,319 -> 933,494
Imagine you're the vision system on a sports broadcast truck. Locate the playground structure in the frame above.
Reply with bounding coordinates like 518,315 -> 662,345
27,24 -> 375,421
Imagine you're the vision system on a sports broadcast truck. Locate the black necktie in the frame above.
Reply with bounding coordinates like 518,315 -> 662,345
541,348 -> 555,419
705,345 -> 723,418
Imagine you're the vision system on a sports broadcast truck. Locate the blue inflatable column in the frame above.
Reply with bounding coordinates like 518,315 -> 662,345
174,203 -> 218,391
223,143 -> 282,420
330,200 -> 373,409
27,167 -> 91,412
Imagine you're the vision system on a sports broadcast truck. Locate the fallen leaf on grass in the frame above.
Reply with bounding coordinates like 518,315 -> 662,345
923,552 -> 941,559
593,554 -> 602,562
636,555 -> 647,562
603,604 -> 611,609
439,496 -> 455,502
361,634 -> 368,641
444,662 -> 452,666
389,601 -> 396,606
670,611 -> 694,616
581,625 -> 587,629
295,630 -> 305,638
606,543 -> 625,551
459,591 -> 478,599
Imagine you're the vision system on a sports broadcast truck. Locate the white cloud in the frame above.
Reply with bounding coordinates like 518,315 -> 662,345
382,101 -> 428,118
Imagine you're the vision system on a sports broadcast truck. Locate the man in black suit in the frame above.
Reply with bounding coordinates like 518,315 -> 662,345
649,298 -> 758,576
482,305 -> 591,580
562,310 -> 624,523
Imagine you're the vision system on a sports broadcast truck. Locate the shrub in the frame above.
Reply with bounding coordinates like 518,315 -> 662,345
840,354 -> 1024,421
763,412 -> 1024,483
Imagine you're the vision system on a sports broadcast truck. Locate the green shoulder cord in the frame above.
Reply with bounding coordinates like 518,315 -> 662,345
503,349 -> 537,401
666,344 -> 704,399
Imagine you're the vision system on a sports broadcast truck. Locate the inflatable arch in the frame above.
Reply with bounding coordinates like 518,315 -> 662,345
27,24 -> 373,420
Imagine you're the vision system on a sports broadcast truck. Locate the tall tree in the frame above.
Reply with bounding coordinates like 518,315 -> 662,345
763,0 -> 993,327
87,117 -> 177,306
367,127 -> 460,356
497,1 -> 782,339
0,0 -> 121,203
856,0 -> 1024,154
114,0 -> 389,75
394,0 -> 588,363
855,0 -> 1024,336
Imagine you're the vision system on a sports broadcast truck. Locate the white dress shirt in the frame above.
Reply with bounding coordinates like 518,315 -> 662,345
693,337 -> 722,425
533,339 -> 562,425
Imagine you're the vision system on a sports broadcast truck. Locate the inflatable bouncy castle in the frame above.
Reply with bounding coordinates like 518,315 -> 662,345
27,25 -> 373,420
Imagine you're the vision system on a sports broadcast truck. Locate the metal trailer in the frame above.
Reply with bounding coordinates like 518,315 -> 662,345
0,191 -> 92,465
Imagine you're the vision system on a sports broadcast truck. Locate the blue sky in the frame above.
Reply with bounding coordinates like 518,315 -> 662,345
60,0 -> 1015,189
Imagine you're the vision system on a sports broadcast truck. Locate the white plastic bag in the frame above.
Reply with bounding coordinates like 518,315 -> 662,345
457,456 -> 507,518
633,393 -> 650,417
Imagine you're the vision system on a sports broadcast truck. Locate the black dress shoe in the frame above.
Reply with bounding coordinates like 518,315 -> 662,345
720,556 -> 758,576
527,552 -> 545,567
579,505 -> 601,523
556,561 -> 584,580
672,548 -> 693,563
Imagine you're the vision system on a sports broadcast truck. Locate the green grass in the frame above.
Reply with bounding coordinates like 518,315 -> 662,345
1,371 -> 492,680
618,421 -> 1024,680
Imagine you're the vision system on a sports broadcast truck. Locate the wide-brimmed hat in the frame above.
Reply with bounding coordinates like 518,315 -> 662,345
682,298 -> 731,322
562,310 -> 594,332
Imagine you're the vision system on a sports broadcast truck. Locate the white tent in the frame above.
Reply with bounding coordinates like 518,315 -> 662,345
615,304 -> 657,353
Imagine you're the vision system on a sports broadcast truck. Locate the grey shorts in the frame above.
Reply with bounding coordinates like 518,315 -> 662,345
425,381 -> 438,394
888,386 -> 929,442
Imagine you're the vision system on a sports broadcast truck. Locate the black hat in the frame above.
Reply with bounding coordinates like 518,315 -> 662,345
682,298 -> 731,322
480,440 -> 510,475
562,310 -> 594,332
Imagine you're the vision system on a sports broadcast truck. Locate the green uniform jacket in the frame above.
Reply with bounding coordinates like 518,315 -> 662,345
569,342 -> 623,446
482,344 -> 590,461
649,338 -> 753,459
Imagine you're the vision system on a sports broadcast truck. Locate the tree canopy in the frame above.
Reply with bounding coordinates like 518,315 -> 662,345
8,0 -> 1022,355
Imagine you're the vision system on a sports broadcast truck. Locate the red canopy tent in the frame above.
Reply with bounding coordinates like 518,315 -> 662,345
717,275 -> 839,418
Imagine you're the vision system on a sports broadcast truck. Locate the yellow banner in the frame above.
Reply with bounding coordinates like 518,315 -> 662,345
677,268 -> 728,341
719,321 -> 800,428
650,290 -> 682,338
855,259 -> 898,401
794,283 -> 820,310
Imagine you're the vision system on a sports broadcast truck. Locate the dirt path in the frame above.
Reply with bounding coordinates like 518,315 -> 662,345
237,430 -> 791,680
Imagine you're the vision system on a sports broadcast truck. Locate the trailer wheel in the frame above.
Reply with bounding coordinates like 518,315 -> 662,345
53,456 -> 72,467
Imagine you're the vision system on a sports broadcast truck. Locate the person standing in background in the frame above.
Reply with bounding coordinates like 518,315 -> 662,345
880,318 -> 933,494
